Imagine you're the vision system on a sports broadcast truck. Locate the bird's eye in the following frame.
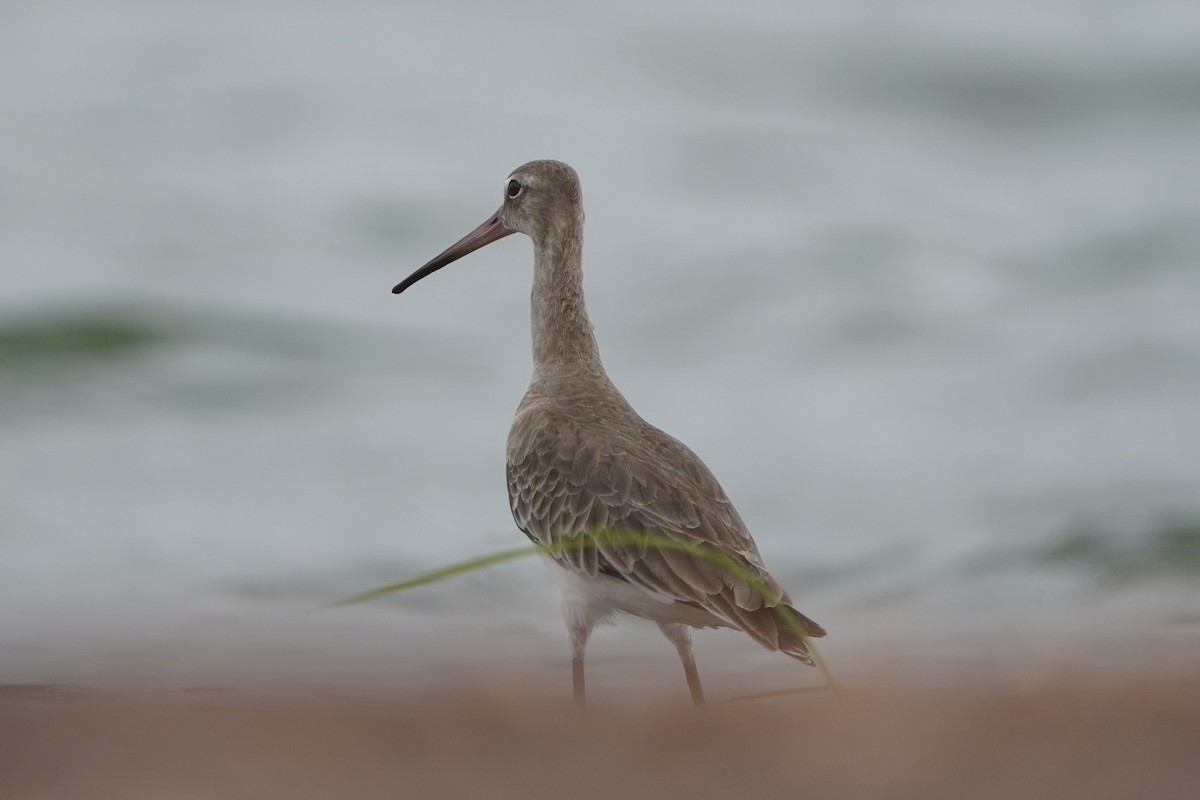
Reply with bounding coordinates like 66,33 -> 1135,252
506,179 -> 523,198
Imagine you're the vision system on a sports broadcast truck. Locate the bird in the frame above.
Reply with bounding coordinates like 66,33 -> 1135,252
393,159 -> 825,706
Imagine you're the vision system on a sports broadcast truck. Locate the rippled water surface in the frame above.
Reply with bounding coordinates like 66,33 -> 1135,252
2,1 -> 1198,692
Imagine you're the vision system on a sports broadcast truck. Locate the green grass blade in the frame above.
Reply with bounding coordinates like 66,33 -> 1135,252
329,544 -> 539,607
806,639 -> 842,698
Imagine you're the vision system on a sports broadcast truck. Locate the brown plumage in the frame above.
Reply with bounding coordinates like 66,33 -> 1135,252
394,160 -> 824,705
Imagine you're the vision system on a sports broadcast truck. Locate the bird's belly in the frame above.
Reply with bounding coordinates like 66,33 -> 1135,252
541,556 -> 725,631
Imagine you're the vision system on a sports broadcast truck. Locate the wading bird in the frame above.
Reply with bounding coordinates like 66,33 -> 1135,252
393,160 -> 825,705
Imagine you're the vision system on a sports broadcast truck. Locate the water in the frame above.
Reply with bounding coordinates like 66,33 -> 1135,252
2,1 -> 1198,692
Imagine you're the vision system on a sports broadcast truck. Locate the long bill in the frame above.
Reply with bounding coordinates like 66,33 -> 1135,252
392,207 -> 515,294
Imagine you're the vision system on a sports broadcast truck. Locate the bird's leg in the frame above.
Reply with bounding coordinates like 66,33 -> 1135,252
567,618 -> 591,709
657,622 -> 705,706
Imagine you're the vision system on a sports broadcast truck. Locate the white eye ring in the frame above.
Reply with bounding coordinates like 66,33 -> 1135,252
506,179 -> 523,198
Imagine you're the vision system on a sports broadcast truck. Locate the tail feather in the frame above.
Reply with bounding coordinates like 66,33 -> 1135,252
773,603 -> 826,664
704,594 -> 826,666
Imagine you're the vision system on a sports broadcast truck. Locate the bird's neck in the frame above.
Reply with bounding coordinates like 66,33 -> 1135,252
529,219 -> 605,380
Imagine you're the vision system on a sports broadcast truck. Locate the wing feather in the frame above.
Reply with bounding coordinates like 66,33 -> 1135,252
507,405 -> 824,650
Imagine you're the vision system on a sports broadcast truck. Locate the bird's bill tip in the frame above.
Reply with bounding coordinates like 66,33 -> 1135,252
392,207 -> 515,294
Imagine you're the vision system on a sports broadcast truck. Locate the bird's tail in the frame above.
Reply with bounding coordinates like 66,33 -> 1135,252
773,604 -> 827,666
707,594 -> 826,666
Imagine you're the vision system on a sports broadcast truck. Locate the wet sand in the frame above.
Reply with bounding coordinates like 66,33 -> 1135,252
3,677 -> 1197,800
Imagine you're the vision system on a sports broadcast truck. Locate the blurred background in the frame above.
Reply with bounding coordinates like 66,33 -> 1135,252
1,0 -> 1197,697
